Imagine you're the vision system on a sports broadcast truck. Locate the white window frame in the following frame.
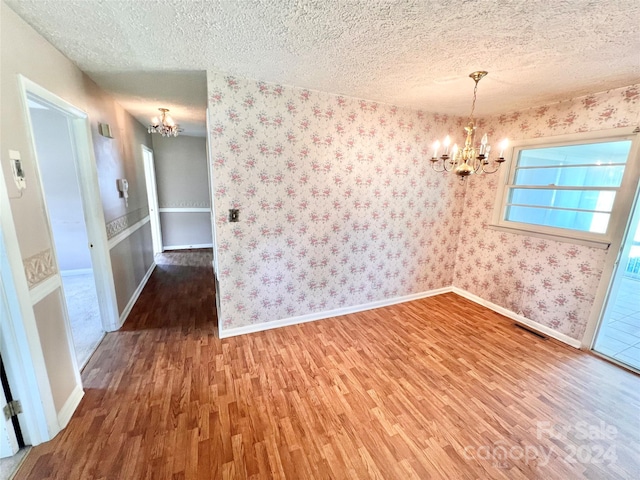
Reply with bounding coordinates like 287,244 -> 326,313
490,127 -> 640,248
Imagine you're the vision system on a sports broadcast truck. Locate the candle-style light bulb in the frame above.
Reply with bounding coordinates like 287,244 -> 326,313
443,135 -> 451,155
151,116 -> 159,125
480,133 -> 488,155
499,139 -> 509,158
432,140 -> 440,158
451,144 -> 459,162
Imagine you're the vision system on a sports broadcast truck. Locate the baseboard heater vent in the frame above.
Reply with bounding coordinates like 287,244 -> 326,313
514,323 -> 547,339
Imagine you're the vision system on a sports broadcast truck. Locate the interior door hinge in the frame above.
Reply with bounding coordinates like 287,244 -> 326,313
3,400 -> 22,420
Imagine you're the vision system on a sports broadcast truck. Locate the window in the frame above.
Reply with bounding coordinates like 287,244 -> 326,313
493,130 -> 638,245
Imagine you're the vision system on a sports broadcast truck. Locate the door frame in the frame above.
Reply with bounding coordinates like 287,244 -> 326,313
205,107 -> 223,332
0,147 -> 53,446
581,129 -> 640,350
141,145 -> 163,255
19,75 -> 120,333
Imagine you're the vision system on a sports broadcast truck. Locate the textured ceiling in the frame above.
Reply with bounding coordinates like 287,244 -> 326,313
6,0 -> 640,136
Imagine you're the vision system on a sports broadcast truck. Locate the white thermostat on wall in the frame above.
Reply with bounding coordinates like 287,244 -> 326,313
9,150 -> 26,190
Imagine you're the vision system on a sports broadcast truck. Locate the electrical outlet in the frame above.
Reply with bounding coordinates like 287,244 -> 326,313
229,209 -> 240,222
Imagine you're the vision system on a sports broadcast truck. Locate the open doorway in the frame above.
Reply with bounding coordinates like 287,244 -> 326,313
26,95 -> 104,368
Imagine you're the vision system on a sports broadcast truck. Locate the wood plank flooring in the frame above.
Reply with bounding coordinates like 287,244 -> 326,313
16,253 -> 640,479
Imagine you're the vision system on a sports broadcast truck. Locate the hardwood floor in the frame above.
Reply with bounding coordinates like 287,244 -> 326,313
16,253 -> 640,479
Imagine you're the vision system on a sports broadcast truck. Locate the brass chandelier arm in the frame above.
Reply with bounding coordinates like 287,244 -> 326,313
478,157 -> 507,175
429,155 -> 456,173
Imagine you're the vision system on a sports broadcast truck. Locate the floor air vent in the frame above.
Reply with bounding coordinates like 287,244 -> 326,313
514,323 -> 547,339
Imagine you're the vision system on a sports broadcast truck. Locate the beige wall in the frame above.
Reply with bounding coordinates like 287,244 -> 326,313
159,212 -> 213,248
1,1 -> 154,432
110,224 -> 154,314
151,134 -> 212,248
33,292 -> 77,413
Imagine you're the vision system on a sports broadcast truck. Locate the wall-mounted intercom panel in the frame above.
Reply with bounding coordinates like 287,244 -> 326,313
9,150 -> 26,190
117,178 -> 129,206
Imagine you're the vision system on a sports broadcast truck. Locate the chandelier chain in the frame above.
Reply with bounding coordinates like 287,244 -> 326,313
469,79 -> 479,121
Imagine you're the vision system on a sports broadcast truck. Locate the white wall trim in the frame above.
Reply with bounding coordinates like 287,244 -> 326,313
451,287 -> 582,348
220,287 -> 451,338
163,243 -> 213,251
60,268 -> 93,277
108,216 -> 150,250
56,383 -> 84,429
29,274 -> 61,305
159,207 -> 211,213
118,262 -> 156,328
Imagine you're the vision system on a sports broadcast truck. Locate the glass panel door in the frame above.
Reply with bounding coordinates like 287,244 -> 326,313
592,187 -> 640,371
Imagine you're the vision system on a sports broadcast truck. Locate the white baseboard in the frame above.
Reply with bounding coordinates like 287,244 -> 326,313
219,287 -> 451,338
56,383 -> 84,429
118,262 -> 156,327
219,284 -> 581,348
451,286 -> 581,348
163,243 -> 213,251
60,268 -> 93,277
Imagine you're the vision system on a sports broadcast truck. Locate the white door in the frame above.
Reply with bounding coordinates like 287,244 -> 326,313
142,146 -> 163,255
0,387 -> 19,458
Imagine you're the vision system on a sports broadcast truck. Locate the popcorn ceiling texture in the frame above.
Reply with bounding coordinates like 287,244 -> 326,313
6,0 -> 640,135
455,84 -> 640,340
208,71 -> 465,330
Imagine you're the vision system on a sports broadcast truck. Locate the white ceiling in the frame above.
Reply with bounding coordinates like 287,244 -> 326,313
6,0 -> 640,137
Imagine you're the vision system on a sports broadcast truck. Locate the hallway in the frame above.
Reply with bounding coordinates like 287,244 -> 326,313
14,251 -> 640,479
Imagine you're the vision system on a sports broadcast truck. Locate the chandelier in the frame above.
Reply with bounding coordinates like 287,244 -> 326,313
430,71 -> 508,177
148,108 -> 180,137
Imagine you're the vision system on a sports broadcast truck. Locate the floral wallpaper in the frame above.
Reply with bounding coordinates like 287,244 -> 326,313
454,84 -> 640,340
208,71 -> 466,331
208,72 -> 639,339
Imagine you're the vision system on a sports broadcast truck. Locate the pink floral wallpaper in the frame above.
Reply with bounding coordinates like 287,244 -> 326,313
208,71 -> 639,340
207,71 -> 466,331
454,84 -> 640,340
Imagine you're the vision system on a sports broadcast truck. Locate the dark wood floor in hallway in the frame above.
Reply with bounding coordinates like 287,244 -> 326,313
16,251 -> 640,479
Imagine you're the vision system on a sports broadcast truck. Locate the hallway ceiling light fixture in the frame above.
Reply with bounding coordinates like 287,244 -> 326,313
430,71 -> 508,178
148,108 -> 181,137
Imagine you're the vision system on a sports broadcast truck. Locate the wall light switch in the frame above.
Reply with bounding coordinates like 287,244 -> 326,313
229,209 -> 240,222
